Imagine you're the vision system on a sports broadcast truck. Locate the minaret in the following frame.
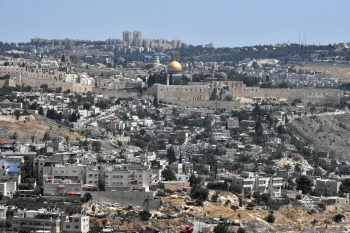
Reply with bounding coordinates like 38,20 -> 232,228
166,75 -> 170,86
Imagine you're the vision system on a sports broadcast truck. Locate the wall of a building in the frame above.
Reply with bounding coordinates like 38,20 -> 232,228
89,191 -> 156,208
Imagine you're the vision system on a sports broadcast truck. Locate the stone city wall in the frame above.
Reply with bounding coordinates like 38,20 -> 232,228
243,87 -> 341,103
153,84 -> 210,101
164,100 -> 240,110
0,66 -> 66,80
94,88 -> 140,98
19,75 -> 93,93
0,66 -> 93,93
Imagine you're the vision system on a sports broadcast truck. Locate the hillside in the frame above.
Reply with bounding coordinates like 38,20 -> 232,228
295,63 -> 350,83
291,114 -> 350,160
0,115 -> 83,143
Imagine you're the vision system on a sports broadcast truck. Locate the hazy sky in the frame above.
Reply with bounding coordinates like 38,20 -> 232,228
0,0 -> 349,47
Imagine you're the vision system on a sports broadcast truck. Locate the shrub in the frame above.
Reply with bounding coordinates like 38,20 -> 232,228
211,193 -> 218,202
190,185 -> 209,202
333,213 -> 345,223
237,227 -> 246,233
139,210 -> 152,221
213,224 -> 228,233
265,211 -> 275,223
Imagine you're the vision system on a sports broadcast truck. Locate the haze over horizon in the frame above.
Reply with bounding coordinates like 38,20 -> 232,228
1,0 -> 349,47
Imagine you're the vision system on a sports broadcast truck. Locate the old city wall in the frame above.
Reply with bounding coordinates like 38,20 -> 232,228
94,87 -> 140,98
210,81 -> 245,99
20,75 -> 93,93
154,84 -> 210,101
0,66 -> 93,93
243,87 -> 341,103
0,66 -> 66,80
164,100 -> 240,110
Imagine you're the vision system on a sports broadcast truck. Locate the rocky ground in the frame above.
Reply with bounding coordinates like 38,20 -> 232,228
294,63 -> 350,83
0,114 -> 83,142
83,191 -> 350,233
291,114 -> 350,160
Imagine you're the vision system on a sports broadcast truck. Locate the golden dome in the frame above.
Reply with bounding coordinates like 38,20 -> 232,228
168,61 -> 183,72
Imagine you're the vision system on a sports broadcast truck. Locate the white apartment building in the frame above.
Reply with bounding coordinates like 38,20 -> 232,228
43,177 -> 82,196
12,209 -> 62,233
43,164 -> 85,183
220,173 -> 283,197
34,155 -> 78,185
85,166 -> 99,187
314,178 -> 341,196
79,74 -> 95,85
61,215 -> 90,233
65,73 -> 79,83
103,167 -> 152,191
12,209 -> 90,233
0,181 -> 17,197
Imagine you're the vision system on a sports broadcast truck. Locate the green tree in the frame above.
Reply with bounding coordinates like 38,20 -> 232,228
140,128 -> 146,136
153,95 -> 159,108
14,110 -> 21,120
193,164 -> 209,175
21,155 -> 34,182
81,192 -> 92,203
139,210 -> 152,221
68,111 -> 80,122
189,174 -> 202,186
190,184 -> 209,202
161,166 -> 176,181
166,146 -> 177,164
89,224 -> 101,233
91,141 -> 101,153
213,224 -> 228,233
333,213 -> 345,223
83,140 -> 89,151
339,179 -> 350,195
265,211 -> 275,223
254,118 -> 265,144
237,227 -> 246,233
40,84 -> 48,91
31,135 -> 35,143
38,107 -> 44,115
296,175 -> 313,194
43,131 -> 51,141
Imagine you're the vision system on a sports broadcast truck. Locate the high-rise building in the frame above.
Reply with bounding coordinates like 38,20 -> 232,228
122,30 -> 132,46
133,31 -> 142,47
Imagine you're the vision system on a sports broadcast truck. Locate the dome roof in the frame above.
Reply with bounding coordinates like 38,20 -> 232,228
168,61 -> 183,72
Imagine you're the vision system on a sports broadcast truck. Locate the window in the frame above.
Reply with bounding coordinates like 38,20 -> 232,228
75,226 -> 79,229
66,225 -> 71,229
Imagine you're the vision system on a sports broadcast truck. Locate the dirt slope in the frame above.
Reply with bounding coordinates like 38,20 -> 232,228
291,114 -> 350,160
0,115 -> 83,143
